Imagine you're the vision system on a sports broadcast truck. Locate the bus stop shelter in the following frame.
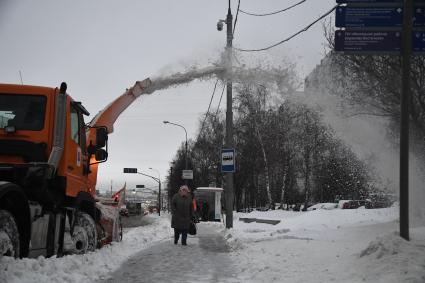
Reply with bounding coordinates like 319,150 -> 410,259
194,187 -> 223,222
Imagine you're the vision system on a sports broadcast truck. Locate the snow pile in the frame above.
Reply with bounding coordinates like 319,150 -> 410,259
356,228 -> 425,283
0,214 -> 172,283
359,232 -> 402,259
224,207 -> 425,283
222,207 -> 398,255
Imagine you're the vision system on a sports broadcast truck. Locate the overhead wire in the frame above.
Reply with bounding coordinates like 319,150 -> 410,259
234,5 -> 338,52
214,84 -> 226,119
233,0 -> 241,35
239,0 -> 307,17
197,79 -> 219,140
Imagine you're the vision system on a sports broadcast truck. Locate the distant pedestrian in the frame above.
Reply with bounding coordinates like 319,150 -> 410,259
171,185 -> 194,245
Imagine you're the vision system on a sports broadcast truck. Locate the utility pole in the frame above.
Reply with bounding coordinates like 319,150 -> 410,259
225,0 -> 234,229
400,0 -> 413,241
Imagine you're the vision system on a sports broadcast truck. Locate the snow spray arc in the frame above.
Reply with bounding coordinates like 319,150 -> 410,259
142,63 -> 295,95
144,65 -> 225,94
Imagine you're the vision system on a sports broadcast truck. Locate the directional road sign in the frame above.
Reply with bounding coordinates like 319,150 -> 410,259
336,6 -> 403,28
413,31 -> 425,52
336,6 -> 425,28
337,0 -> 403,3
335,30 -> 401,52
335,30 -> 425,53
415,7 -> 425,27
221,148 -> 235,173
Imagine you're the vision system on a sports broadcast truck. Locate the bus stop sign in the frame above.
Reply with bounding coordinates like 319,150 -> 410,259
221,148 -> 235,173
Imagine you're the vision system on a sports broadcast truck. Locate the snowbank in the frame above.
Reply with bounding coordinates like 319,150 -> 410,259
356,227 -> 425,283
224,206 -> 425,283
0,214 -> 172,283
226,206 -> 398,246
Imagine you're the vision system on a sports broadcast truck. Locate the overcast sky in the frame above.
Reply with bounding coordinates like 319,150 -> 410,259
0,0 -> 335,192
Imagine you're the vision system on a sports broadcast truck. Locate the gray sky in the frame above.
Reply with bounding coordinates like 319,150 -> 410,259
0,0 -> 335,192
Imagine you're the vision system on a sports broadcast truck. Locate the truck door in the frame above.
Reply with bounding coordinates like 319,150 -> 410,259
65,103 -> 88,197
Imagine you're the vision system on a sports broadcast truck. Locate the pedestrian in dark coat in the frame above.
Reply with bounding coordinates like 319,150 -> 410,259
171,185 -> 193,245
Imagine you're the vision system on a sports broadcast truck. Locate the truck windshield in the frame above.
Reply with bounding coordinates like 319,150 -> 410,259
0,94 -> 47,131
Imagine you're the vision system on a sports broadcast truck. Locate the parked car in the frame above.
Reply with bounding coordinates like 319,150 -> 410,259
342,200 -> 366,209
237,208 -> 254,213
364,193 -> 395,209
307,203 -> 338,211
292,203 -> 302,211
365,199 -> 392,209
255,207 -> 270,212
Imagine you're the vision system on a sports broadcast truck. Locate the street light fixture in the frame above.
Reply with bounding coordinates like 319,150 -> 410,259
163,121 -> 189,183
149,167 -> 161,216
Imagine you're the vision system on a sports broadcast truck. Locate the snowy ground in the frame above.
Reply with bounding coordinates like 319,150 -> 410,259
1,206 -> 424,283
0,215 -> 171,283
225,207 -> 425,283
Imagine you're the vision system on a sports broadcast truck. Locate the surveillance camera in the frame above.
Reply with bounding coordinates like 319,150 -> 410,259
217,21 -> 224,31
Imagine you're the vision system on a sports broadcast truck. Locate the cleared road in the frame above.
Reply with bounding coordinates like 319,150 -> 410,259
101,223 -> 240,283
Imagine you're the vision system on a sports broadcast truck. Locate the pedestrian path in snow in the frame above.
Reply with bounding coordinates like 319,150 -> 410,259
101,223 -> 240,283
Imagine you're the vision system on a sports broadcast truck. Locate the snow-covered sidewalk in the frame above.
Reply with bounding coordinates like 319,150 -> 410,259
0,215 -> 171,283
101,224 -> 238,283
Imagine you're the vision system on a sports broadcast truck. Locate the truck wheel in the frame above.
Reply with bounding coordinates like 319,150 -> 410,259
73,212 -> 97,254
0,210 -> 20,258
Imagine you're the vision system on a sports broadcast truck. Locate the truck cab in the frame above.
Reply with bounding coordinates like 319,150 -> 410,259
0,83 -> 107,258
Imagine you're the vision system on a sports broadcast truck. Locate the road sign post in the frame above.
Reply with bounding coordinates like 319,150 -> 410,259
334,0 -> 416,240
399,0 -> 413,241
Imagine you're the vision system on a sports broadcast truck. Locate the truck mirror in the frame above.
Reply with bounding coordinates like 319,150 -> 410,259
96,127 -> 108,148
95,148 -> 108,161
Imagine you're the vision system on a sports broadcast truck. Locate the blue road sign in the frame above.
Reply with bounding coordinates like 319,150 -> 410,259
336,6 -> 403,28
336,0 -> 402,3
335,30 -> 425,53
413,31 -> 425,52
221,148 -> 235,173
415,7 -> 425,27
336,6 -> 425,28
335,30 -> 401,52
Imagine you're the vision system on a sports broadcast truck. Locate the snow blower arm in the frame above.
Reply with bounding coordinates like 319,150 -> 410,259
88,78 -> 152,132
86,78 -> 152,190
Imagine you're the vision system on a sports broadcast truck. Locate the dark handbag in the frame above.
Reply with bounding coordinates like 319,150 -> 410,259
188,221 -> 197,235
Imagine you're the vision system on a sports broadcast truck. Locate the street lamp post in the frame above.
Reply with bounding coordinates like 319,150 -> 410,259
163,120 -> 188,184
149,167 -> 161,216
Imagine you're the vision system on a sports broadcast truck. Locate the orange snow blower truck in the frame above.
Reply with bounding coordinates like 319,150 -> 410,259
0,79 -> 152,258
